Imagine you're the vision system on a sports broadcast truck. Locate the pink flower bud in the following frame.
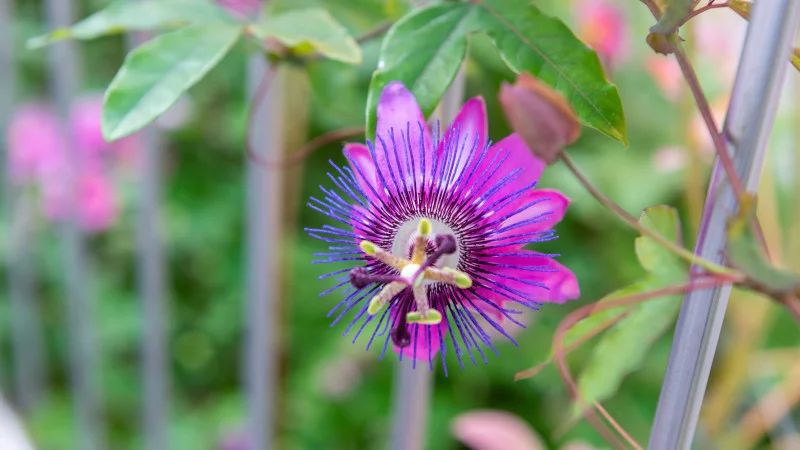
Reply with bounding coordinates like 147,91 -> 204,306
499,73 -> 581,164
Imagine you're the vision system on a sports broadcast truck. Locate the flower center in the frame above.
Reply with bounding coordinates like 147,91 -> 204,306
349,218 -> 473,348
392,217 -> 460,272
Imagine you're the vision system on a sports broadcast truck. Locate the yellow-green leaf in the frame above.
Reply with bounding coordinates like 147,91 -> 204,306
27,0 -> 231,49
253,8 -> 361,64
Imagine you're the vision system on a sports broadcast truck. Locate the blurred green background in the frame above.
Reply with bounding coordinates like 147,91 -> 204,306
2,0 -> 800,449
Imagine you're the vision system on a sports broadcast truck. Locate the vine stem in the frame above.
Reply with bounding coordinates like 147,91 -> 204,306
672,43 -> 771,254
682,2 -> 730,24
558,152 -> 736,276
551,274 -> 736,450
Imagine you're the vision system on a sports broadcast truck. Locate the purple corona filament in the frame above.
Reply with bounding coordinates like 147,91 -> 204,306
307,81 -> 580,372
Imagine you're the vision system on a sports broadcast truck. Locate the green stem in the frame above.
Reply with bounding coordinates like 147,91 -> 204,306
559,152 -> 738,276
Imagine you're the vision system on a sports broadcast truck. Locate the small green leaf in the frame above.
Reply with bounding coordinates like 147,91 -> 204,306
726,197 -> 800,293
366,3 -> 478,140
476,0 -> 627,145
635,205 -> 686,275
102,22 -> 243,141
253,8 -> 361,64
574,279 -> 682,416
27,0 -> 231,49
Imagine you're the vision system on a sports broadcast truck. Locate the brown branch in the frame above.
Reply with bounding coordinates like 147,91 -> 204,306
672,44 -> 747,202
682,2 -> 730,24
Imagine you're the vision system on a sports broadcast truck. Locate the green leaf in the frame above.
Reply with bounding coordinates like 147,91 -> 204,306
253,8 -> 361,64
365,3 -> 478,140
476,0 -> 627,144
365,0 -> 626,144
635,204 -> 686,275
726,197 -> 800,292
27,0 -> 231,49
102,22 -> 243,141
574,279 -> 682,415
573,205 -> 687,413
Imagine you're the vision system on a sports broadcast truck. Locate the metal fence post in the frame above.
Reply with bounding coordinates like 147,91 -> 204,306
126,6 -> 170,449
44,0 -> 105,448
244,38 -> 283,450
1,0 -> 47,411
648,1 -> 800,448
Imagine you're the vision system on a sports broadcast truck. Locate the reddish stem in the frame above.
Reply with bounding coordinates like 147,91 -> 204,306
682,2 -> 730,24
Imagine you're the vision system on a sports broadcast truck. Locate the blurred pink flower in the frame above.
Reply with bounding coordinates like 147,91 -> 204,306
70,94 -> 112,157
5,94 -> 138,232
217,0 -> 261,17
42,171 -> 119,232
692,10 -> 747,87
573,0 -> 629,67
645,55 -> 683,101
452,410 -> 544,450
5,103 -> 62,183
451,409 -> 599,450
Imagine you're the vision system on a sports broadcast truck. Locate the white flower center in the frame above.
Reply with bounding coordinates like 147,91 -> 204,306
391,217 -> 460,272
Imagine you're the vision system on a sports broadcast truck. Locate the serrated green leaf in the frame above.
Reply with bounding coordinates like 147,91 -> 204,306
366,3 -> 478,140
253,8 -> 361,64
102,22 -> 243,141
573,205 -> 687,414
635,204 -> 686,275
476,0 -> 627,145
27,0 -> 231,49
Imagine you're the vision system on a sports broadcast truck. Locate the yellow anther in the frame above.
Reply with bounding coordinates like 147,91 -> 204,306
359,240 -> 377,255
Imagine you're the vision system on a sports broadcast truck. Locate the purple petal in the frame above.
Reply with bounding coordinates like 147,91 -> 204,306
478,134 -> 546,204
490,252 -> 580,304
497,189 -> 570,245
343,143 -> 378,201
375,81 -> 433,186
439,97 -> 488,184
394,320 -> 447,362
